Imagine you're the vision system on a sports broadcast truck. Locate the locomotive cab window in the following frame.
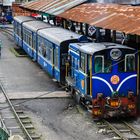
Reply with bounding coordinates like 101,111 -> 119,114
80,52 -> 86,73
94,56 -> 104,73
125,54 -> 135,72
119,54 -> 135,72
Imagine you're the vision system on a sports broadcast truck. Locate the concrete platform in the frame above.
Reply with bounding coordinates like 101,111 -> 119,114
8,91 -> 71,100
0,28 -> 68,99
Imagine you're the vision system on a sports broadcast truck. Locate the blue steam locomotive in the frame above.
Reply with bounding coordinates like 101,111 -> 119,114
13,16 -> 138,118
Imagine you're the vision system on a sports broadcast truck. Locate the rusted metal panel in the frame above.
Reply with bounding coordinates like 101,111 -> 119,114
21,1 -> 140,35
58,3 -> 140,35
12,3 -> 31,17
21,0 -> 87,15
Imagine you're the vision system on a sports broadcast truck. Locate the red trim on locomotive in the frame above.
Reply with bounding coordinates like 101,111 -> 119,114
92,95 -> 137,118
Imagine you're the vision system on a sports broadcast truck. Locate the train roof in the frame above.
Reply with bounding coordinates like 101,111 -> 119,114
38,28 -> 81,46
78,42 -> 135,55
14,16 -> 34,24
69,43 -> 88,52
23,20 -> 52,32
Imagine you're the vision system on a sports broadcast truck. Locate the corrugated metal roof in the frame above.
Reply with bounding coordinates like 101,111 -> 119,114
59,3 -> 140,35
21,0 -> 87,15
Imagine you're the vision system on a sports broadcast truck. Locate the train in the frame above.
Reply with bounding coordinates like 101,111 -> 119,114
13,16 -> 138,118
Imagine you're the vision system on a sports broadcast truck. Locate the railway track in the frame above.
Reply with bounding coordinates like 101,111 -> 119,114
0,80 -> 41,140
0,25 -> 13,36
97,119 -> 140,140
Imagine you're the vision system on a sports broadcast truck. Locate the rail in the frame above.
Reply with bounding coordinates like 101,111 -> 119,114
0,116 -> 10,136
98,119 -> 140,140
0,80 -> 33,140
0,28 -> 13,36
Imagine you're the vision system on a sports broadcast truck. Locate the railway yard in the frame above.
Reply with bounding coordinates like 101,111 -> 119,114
0,25 -> 139,140
0,29 -> 106,140
1,0 -> 140,140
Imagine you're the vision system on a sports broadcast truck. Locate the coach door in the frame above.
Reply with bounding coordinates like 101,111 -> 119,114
54,47 -> 60,82
79,53 -> 91,95
87,54 -> 92,96
32,33 -> 36,60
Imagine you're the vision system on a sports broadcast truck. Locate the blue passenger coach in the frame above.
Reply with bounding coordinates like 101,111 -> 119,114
66,42 -> 137,118
13,16 -> 87,83
14,16 -> 34,47
22,20 -> 52,59
37,28 -> 84,82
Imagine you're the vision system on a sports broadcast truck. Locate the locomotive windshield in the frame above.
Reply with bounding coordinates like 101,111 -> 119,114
119,54 -> 135,72
94,48 -> 136,73
94,55 -> 112,73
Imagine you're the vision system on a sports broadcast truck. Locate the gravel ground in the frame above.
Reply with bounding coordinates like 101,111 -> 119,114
0,30 -> 62,94
12,99 -> 107,140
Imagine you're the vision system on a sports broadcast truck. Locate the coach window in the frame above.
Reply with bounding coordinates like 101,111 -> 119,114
41,40 -> 46,57
23,28 -> 26,42
125,54 -> 135,72
28,32 -> 32,47
94,56 -> 104,73
18,26 -> 21,37
33,36 -> 36,49
80,52 -> 86,73
18,25 -> 20,36
54,48 -> 59,69
46,40 -> 53,64
50,47 -> 53,64
38,37 -> 42,55
13,22 -> 16,32
23,29 -> 26,42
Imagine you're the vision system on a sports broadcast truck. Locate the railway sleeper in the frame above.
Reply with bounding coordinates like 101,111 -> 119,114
15,110 -> 24,113
21,119 -> 32,124
30,134 -> 41,139
27,129 -> 36,134
18,115 -> 29,119
24,124 -> 34,129
106,129 -> 131,133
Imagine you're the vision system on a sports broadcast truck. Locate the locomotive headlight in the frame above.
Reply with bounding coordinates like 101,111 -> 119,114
128,104 -> 135,110
128,91 -> 134,99
110,100 -> 119,107
97,93 -> 103,100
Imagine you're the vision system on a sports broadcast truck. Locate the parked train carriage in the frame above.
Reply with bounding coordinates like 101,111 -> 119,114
66,42 -> 137,118
13,16 -> 34,47
37,28 -> 87,83
66,43 -> 83,90
22,20 -> 52,59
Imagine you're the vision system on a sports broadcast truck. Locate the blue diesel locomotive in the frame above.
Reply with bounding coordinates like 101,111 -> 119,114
66,42 -> 137,118
13,16 -> 138,118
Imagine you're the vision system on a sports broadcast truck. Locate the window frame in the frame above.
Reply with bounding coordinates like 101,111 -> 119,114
125,54 -> 135,72
80,52 -> 87,73
45,40 -> 53,64
54,47 -> 59,69
94,55 -> 104,73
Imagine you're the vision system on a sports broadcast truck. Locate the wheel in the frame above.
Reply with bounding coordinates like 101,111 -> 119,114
75,92 -> 81,104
